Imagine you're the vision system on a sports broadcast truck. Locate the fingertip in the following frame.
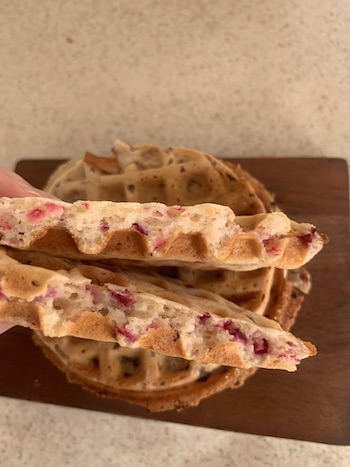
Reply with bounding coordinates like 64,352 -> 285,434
0,167 -> 57,199
0,322 -> 14,334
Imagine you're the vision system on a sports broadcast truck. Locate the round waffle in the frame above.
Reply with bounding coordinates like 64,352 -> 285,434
45,140 -> 268,214
33,141 -> 307,411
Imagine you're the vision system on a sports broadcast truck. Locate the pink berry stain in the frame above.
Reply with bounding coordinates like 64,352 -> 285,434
27,202 -> 63,221
0,219 -> 11,230
87,286 -> 99,303
222,320 -> 248,344
34,286 -> 59,302
154,238 -> 167,249
198,313 -> 211,325
44,287 -> 59,299
116,326 -> 137,343
100,221 -> 110,232
110,290 -> 134,308
132,222 -> 148,236
27,208 -> 46,221
262,237 -> 281,255
44,202 -> 64,213
299,227 -> 317,245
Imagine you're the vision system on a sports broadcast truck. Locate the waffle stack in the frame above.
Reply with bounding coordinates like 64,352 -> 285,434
12,140 -> 317,411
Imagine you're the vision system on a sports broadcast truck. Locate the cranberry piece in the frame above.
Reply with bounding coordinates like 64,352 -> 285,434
262,237 -> 280,254
99,221 -> 109,232
132,222 -> 148,236
27,208 -> 45,221
43,202 -> 63,213
299,227 -> 317,245
198,313 -> 211,325
223,321 -> 247,343
253,337 -> 269,355
299,234 -> 312,244
116,326 -> 136,343
45,287 -> 59,299
110,290 -> 134,308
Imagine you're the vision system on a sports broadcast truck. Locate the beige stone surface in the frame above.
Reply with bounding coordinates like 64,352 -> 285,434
1,398 -> 350,467
0,1 -> 349,465
0,0 -> 350,167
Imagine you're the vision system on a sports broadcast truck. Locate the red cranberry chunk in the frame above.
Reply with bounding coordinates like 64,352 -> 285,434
44,202 -> 63,213
27,208 -> 45,221
100,221 -> 110,232
299,227 -> 317,245
110,290 -> 134,308
223,321 -> 247,344
262,237 -> 280,254
116,326 -> 136,343
253,337 -> 269,355
132,222 -> 148,236
198,313 -> 211,325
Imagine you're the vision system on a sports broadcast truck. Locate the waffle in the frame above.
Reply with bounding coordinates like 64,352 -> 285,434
33,332 -> 255,411
32,269 -> 303,412
45,141 -> 267,214
30,142 -> 312,410
0,197 -> 324,270
0,247 -> 315,371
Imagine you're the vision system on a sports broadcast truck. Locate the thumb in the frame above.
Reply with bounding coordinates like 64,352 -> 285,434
0,168 -> 57,334
0,168 -> 56,199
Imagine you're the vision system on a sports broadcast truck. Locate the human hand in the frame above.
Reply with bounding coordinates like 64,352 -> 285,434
0,167 -> 56,334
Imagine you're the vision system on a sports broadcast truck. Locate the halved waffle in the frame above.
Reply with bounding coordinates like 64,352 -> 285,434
0,247 -> 315,370
0,197 -> 324,270
32,271 -> 304,412
31,141 -> 311,411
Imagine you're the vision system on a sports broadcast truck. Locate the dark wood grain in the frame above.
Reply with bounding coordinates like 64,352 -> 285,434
1,158 -> 348,445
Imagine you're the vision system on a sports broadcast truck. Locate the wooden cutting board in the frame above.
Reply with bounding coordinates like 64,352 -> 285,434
0,158 -> 348,445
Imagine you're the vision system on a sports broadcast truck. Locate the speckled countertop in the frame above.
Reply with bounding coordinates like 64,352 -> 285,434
0,1 -> 349,466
